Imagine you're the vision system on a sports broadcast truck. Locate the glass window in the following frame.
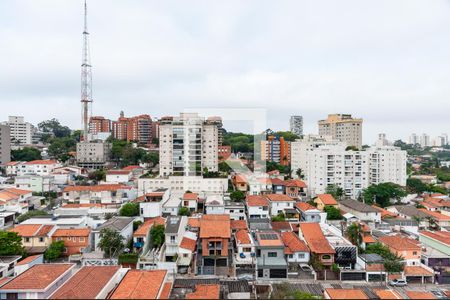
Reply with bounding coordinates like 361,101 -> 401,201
268,252 -> 277,257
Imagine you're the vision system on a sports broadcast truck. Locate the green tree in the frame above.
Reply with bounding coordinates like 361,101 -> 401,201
38,118 -> 71,138
10,147 -> 42,161
88,169 -> 106,182
296,168 -> 305,179
178,207 -> 191,216
230,190 -> 246,201
406,178 -> 428,194
44,241 -> 65,261
325,184 -> 344,199
271,212 -> 286,222
219,161 -> 231,173
150,225 -> 165,248
133,220 -> 143,231
363,182 -> 407,208
0,231 -> 25,256
324,205 -> 342,220
345,145 -> 359,151
98,228 -> 125,258
17,210 -> 48,223
365,242 -> 404,273
119,203 -> 139,217
47,136 -> 77,162
142,152 -> 159,166
346,223 -> 361,246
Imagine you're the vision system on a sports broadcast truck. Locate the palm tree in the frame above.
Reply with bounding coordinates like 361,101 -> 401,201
296,168 -> 305,179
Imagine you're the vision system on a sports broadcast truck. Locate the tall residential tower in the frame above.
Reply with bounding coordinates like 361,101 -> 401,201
318,114 -> 363,149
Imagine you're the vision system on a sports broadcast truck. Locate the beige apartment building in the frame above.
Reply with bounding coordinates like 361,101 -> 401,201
318,114 -> 363,149
0,125 -> 11,165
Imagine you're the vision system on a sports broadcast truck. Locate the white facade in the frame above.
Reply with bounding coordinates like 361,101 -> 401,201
138,176 -> 227,195
420,134 -> 430,147
291,137 -> 407,199
247,205 -> 270,219
106,172 -> 132,184
1,116 -> 34,145
205,195 -> 225,215
290,115 -> 303,136
0,125 -> 11,165
409,133 -> 419,145
76,141 -> 111,169
286,250 -> 310,264
159,113 -> 218,177
17,160 -> 60,176
224,203 -> 246,221
15,175 -> 56,193
162,195 -> 181,216
269,200 -> 294,216
165,216 -> 188,257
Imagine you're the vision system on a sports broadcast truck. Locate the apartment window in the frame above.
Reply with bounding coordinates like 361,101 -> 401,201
268,252 -> 277,257
413,251 -> 417,255
39,237 -> 44,243
288,254 -> 293,259
79,237 -> 85,242
243,247 -> 252,252
170,236 -> 176,243
299,253 -> 305,259
25,237 -> 30,243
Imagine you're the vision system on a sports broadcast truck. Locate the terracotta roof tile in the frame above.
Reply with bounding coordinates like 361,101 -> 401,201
371,205 -> 398,218
373,289 -> 402,299
281,231 -> 309,253
246,195 -> 269,206
285,179 -> 307,188
188,217 -> 200,228
133,220 -> 153,237
325,288 -> 368,299
159,282 -> 173,299
404,265 -> 434,277
316,194 -> 338,205
200,215 -> 230,239
35,225 -> 55,236
362,235 -> 376,243
418,209 -> 450,221
52,228 -> 91,237
295,202 -> 317,212
256,231 -> 284,247
106,170 -> 131,175
63,184 -> 131,192
420,230 -> 450,246
379,235 -> 421,251
186,284 -> 220,299
231,220 -> 248,230
183,193 -> 199,200
405,291 -> 436,299
235,230 -> 251,245
50,266 -> 120,299
180,237 -> 196,252
266,194 -> 294,202
9,224 -> 42,237
299,223 -> 335,254
0,264 -> 74,291
24,160 -> 57,165
16,255 -> 42,266
110,270 -> 167,299
271,221 -> 292,231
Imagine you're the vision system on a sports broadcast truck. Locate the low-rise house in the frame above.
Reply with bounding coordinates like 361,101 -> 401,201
198,214 -> 231,276
234,229 -> 255,266
339,199 -> 381,223
0,188 -> 32,215
378,235 -> 421,266
321,223 -> 358,269
0,264 -> 75,299
284,179 -> 307,199
233,174 -> 248,192
419,230 -> 450,256
248,177 -> 272,195
14,175 -> 56,193
266,194 -> 295,216
373,289 -> 402,299
418,209 -> 450,228
63,184 -> 136,204
5,161 -> 22,176
299,222 -> 335,267
205,195 -> 225,215
181,192 -> 199,212
324,288 -> 368,299
52,228 -> 91,256
405,291 -> 437,300
16,160 -> 61,176
49,266 -> 125,299
9,224 -> 56,254
14,255 -> 43,276
133,218 -> 164,250
246,195 -> 270,219
357,253 -> 387,282
280,231 -> 310,264
224,201 -> 246,221
93,217 -> 134,251
177,232 -> 197,274
105,169 -> 132,184
386,205 -> 430,228
165,216 -> 187,261
162,195 -> 181,216
186,284 -> 220,300
255,231 -> 288,279
314,194 -> 338,211
295,202 -> 323,223
0,212 -> 16,230
270,178 -> 286,194
0,256 -> 21,279
137,189 -> 169,218
109,269 -> 169,299
20,215 -> 89,229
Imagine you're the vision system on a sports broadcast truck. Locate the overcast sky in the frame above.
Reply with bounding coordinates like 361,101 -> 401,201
1,0 -> 449,143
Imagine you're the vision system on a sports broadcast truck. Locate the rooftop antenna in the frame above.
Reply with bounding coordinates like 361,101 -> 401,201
81,0 -> 92,142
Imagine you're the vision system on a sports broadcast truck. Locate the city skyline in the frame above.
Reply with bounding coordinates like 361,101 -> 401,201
1,0 -> 450,142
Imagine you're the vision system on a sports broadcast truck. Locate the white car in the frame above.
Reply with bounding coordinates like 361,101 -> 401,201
389,278 -> 407,287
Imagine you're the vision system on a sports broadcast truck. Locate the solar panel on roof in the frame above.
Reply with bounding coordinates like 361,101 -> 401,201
260,233 -> 278,240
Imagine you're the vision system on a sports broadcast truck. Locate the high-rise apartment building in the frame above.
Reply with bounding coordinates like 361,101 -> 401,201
290,116 -> 303,136
159,113 -> 218,177
260,135 -> 291,166
408,133 -> 419,145
375,133 -> 390,147
111,112 -> 153,145
420,134 -> 430,148
0,125 -> 11,165
1,116 -> 34,145
76,140 -> 111,169
291,135 -> 406,199
207,116 -> 224,146
89,116 -> 111,135
318,114 -> 363,149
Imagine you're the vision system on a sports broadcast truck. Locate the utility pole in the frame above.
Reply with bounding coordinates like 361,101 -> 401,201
81,0 -> 93,143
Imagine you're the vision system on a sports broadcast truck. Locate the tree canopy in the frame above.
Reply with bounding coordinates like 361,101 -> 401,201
363,182 -> 407,208
150,225 -> 165,248
11,147 -> 42,161
0,231 -> 25,256
324,205 -> 342,220
17,210 -> 48,223
230,190 -> 246,202
98,228 -> 125,258
178,207 -> 191,216
325,184 -> 344,200
44,241 -> 65,261
38,118 -> 71,138
365,242 -> 404,273
119,203 -> 140,217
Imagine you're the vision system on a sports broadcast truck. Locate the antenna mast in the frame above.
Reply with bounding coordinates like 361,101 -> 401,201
81,0 -> 92,142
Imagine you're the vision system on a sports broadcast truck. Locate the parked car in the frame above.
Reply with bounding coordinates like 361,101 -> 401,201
237,273 -> 254,281
299,264 -> 313,272
389,279 -> 407,287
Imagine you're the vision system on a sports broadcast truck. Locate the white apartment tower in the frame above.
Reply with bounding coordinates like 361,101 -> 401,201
291,136 -> 406,199
420,134 -> 430,148
159,113 -> 218,177
318,114 -> 363,149
0,125 -> 11,165
408,133 -> 419,145
290,116 -> 303,136
1,116 -> 34,145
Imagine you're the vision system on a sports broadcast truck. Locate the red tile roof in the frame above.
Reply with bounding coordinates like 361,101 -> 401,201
235,230 -> 251,245
179,237 -> 196,252
188,217 -> 200,228
371,205 -> 398,218
234,174 -> 248,184
122,165 -> 142,171
159,282 -> 173,299
52,228 -> 91,238
133,221 -> 153,237
0,264 -> 74,291
64,184 -> 131,192
50,266 -> 120,299
186,284 -> 220,299
285,179 -> 307,188
231,220 -> 247,230
35,225 -> 55,236
295,202 -> 317,212
299,223 -> 335,254
200,215 -> 230,239
9,224 -> 42,237
183,192 -> 199,200
404,265 -> 434,277
419,209 -> 450,221
281,231 -> 309,254
325,288 -> 368,299
271,221 -> 292,231
16,255 -> 42,266
405,291 -> 436,299
373,289 -> 402,300
316,194 -> 338,205
266,194 -> 294,202
362,235 -> 376,243
246,195 -> 269,206
24,160 -> 57,165
106,170 -> 131,175
420,230 -> 450,246
379,235 -> 421,251
110,270 -> 167,299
